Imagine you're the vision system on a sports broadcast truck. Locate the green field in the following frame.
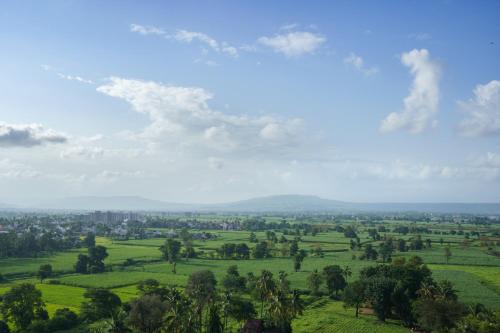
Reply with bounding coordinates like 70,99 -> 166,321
1,222 -> 499,332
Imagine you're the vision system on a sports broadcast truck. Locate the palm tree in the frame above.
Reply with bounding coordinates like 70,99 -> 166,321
220,292 -> 232,332
256,270 -> 276,318
162,288 -> 196,333
106,309 -> 132,333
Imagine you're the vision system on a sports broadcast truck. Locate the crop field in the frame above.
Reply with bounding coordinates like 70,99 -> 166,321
0,218 -> 499,332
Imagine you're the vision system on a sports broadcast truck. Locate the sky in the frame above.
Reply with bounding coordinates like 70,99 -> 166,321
1,0 -> 500,205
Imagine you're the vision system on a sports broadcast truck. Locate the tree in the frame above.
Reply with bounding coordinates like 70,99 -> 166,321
379,239 -> 394,262
160,239 -> 182,273
47,308 -> 79,332
38,264 -> 52,283
75,253 -> 90,274
307,269 -> 323,296
206,305 -> 223,333
413,288 -> 465,332
363,244 -> 378,261
444,246 -> 452,263
293,249 -> 307,272
0,283 -> 46,330
235,243 -> 250,259
128,294 -> 167,333
343,280 -> 366,317
252,241 -> 270,259
323,265 -> 347,296
185,270 -> 217,329
80,288 -> 121,322
249,232 -> 257,243
227,297 -> 256,329
84,232 -> 96,248
222,265 -> 246,292
163,287 -> 197,333
256,270 -> 276,318
289,240 -> 299,256
365,277 -> 396,322
88,245 -> 108,273
397,239 -> 407,252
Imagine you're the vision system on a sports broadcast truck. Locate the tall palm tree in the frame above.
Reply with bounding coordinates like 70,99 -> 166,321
256,270 -> 276,318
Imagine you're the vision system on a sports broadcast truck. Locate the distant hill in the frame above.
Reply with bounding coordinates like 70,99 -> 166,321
40,196 -> 197,211
212,195 -> 350,212
24,194 -> 500,214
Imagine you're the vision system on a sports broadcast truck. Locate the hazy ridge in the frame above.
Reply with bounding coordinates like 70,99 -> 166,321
2,194 -> 497,214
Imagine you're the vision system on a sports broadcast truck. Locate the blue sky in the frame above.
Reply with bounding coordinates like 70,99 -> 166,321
0,0 -> 499,205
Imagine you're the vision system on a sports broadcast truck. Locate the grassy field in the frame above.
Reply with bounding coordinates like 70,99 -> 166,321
0,223 -> 499,332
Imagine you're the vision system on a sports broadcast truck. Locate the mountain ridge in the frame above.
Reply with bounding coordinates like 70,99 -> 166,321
17,194 -> 500,214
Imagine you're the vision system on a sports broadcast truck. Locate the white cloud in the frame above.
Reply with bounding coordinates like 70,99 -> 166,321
60,146 -> 105,160
131,24 -> 239,58
173,30 -> 239,57
0,159 -> 41,179
344,52 -> 379,76
0,122 -> 68,147
57,73 -> 94,84
380,49 -> 441,133
258,31 -> 325,57
97,77 -> 306,157
458,80 -> 500,137
130,23 -> 166,36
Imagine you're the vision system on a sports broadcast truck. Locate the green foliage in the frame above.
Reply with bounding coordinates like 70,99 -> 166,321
307,269 -> 323,296
253,241 -> 271,259
159,239 -> 182,265
323,265 -> 347,296
343,280 -> 366,317
38,264 -> 53,283
221,265 -> 246,292
128,294 -> 167,333
0,283 -> 46,330
80,288 -> 121,322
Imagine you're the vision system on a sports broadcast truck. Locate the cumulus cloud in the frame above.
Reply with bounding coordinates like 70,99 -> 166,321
380,49 -> 441,133
458,80 -> 500,137
0,122 -> 68,148
344,52 -> 379,76
97,77 -> 306,157
258,31 -> 325,57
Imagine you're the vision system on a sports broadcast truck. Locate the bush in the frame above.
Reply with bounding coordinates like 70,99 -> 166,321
47,279 -> 61,285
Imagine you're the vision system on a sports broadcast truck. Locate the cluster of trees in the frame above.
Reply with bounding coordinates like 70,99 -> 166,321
0,267 -> 306,333
217,243 -> 250,260
0,231 -> 80,258
306,265 -> 350,296
74,233 -> 108,274
339,256 -> 498,332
